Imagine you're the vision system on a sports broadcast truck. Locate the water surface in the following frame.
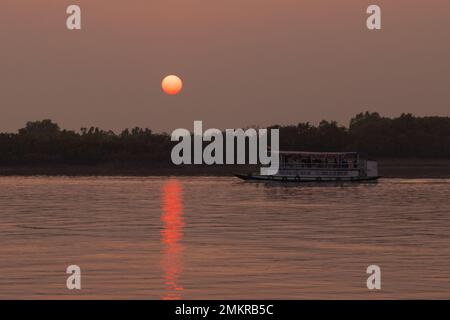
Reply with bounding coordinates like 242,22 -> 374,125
0,176 -> 449,299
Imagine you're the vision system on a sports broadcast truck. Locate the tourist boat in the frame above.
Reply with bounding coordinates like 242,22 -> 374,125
234,151 -> 380,182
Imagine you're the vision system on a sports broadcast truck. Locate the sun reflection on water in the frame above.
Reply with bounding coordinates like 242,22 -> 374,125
161,179 -> 184,300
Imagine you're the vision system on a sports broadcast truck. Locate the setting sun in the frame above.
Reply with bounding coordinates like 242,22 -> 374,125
162,75 -> 183,95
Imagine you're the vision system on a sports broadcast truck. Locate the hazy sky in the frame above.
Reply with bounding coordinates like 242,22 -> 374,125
1,0 -> 449,133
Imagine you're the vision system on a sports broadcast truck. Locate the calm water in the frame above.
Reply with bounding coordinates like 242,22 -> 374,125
0,176 -> 449,299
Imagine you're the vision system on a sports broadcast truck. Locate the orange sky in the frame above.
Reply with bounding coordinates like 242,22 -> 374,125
0,0 -> 449,132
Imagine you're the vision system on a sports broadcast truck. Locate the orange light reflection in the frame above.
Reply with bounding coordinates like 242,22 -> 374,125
161,179 -> 184,300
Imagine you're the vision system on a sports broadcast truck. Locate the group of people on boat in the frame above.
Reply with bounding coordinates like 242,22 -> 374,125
281,153 -> 359,169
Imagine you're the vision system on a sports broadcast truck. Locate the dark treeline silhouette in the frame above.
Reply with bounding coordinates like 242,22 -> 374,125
0,112 -> 449,166
273,112 -> 450,158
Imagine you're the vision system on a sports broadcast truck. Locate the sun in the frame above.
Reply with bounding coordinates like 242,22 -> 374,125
162,75 -> 183,95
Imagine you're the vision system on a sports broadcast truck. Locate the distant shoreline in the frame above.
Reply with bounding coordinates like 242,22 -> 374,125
0,159 -> 450,178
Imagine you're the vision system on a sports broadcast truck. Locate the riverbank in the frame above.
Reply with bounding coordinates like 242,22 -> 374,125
376,158 -> 450,178
0,159 -> 449,178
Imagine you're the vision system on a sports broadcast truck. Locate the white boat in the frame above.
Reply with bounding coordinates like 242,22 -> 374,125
234,151 -> 380,182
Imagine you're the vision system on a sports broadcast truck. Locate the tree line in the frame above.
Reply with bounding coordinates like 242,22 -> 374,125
0,112 -> 449,166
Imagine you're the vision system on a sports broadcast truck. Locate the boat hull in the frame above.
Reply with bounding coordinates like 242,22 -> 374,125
234,173 -> 380,182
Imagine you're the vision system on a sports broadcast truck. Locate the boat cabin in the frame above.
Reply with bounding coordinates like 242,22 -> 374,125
278,151 -> 360,169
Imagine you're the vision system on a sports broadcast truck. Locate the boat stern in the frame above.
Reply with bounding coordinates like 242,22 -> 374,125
366,160 -> 379,178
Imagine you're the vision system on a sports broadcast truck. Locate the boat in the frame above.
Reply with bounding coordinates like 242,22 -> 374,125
234,151 -> 380,182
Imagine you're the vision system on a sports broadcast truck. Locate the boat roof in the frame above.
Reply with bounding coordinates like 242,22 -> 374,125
274,151 -> 358,156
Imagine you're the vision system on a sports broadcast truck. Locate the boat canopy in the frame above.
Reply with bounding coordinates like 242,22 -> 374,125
273,151 -> 360,169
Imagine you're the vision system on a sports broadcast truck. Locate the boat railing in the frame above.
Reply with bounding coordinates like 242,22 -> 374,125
280,163 -> 362,170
